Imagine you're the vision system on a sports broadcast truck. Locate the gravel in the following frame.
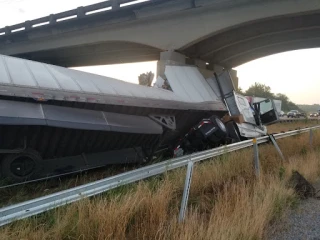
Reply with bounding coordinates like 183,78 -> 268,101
268,181 -> 320,240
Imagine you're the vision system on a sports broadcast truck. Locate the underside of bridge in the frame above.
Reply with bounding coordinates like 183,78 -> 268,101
181,11 -> 320,68
14,41 -> 161,67
1,3 -> 319,69
13,11 -> 320,68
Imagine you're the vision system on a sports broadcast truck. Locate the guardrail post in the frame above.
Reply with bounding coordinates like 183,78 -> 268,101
269,135 -> 285,162
179,159 -> 194,223
309,129 -> 313,146
253,138 -> 260,178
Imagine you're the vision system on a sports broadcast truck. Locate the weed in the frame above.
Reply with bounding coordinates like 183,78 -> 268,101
0,122 -> 320,240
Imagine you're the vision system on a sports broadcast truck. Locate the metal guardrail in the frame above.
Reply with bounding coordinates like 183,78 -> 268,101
278,118 -> 319,124
0,126 -> 319,227
0,0 -> 149,35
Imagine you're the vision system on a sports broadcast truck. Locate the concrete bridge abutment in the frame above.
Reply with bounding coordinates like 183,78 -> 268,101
157,51 -> 238,90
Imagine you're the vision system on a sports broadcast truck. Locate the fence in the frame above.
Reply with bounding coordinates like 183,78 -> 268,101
0,126 -> 319,227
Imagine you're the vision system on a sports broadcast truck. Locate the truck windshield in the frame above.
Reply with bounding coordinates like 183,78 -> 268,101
259,100 -> 273,114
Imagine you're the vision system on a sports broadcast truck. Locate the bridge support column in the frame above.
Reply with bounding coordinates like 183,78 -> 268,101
157,51 -> 214,78
211,64 -> 224,74
157,51 -> 239,91
195,63 -> 239,91
192,59 -> 214,79
157,51 -> 186,79
208,64 -> 239,90
229,69 -> 239,91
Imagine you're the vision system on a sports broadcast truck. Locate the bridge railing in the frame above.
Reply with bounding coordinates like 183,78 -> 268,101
0,0 -> 147,36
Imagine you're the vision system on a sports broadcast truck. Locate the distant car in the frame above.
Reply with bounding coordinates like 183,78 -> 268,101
300,112 -> 306,118
279,111 -> 285,117
309,112 -> 319,117
287,110 -> 300,118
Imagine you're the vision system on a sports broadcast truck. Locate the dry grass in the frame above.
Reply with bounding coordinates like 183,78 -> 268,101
0,163 -> 141,208
0,121 -> 317,208
267,119 -> 319,133
0,121 -> 316,208
1,128 -> 320,239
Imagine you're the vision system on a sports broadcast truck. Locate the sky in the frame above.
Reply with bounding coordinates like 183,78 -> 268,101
235,49 -> 320,105
0,0 -> 319,105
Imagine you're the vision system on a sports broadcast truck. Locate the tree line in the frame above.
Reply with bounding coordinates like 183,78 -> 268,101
237,83 -> 301,112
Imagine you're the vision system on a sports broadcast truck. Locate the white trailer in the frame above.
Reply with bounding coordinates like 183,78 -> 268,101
0,54 -> 280,182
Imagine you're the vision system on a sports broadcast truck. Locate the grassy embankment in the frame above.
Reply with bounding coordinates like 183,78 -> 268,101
0,121 -> 320,239
267,119 -> 319,133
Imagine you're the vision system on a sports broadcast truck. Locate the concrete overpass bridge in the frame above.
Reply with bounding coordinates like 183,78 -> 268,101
0,0 -> 320,69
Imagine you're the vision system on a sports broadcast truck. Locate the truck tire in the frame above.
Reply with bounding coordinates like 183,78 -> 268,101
208,116 -> 228,142
1,149 -> 42,182
225,122 -> 241,143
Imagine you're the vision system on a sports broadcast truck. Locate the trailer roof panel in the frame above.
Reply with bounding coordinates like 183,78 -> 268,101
26,61 -> 61,89
0,56 -> 11,84
165,65 -> 219,102
4,56 -> 37,87
0,55 -> 227,112
46,65 -> 82,92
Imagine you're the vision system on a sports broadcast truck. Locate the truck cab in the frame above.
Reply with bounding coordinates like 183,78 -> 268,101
172,67 -> 280,157
206,70 -> 280,139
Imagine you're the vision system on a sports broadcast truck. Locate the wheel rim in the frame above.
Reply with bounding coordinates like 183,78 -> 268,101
215,118 -> 227,133
10,156 -> 36,177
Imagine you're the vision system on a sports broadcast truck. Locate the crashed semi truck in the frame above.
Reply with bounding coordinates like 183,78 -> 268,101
0,55 -> 279,182
246,96 -> 282,116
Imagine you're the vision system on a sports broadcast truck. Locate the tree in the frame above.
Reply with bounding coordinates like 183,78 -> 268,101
245,83 -> 274,99
275,93 -> 301,112
236,87 -> 245,95
138,71 -> 154,87
243,82 -> 301,112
